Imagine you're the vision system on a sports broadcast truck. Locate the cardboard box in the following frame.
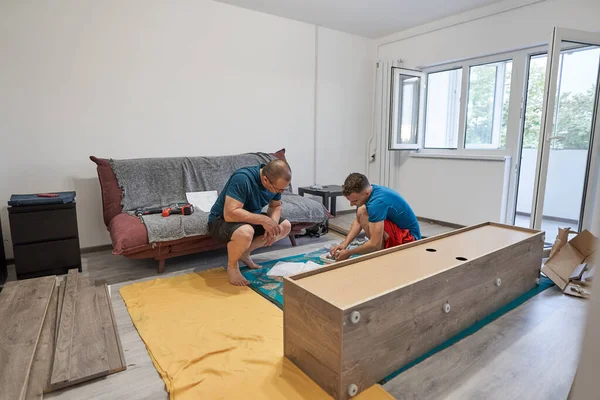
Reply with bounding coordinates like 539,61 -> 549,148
541,230 -> 599,291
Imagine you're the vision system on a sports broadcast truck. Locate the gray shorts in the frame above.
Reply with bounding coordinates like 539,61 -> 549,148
208,214 -> 287,243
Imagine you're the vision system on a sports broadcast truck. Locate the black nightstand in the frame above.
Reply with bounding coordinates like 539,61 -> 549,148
9,202 -> 82,279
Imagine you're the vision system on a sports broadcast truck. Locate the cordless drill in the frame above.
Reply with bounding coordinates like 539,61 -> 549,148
134,206 -> 163,216
162,203 -> 194,217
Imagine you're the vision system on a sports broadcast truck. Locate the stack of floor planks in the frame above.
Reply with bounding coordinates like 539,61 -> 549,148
0,269 -> 126,399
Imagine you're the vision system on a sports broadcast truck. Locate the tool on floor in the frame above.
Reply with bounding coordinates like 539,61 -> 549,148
162,203 -> 194,217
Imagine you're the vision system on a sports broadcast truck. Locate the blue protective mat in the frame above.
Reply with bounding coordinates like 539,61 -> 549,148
241,250 -> 555,382
241,249 -> 326,306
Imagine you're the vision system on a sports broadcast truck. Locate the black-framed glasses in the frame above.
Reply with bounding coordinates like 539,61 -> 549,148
264,175 -> 289,193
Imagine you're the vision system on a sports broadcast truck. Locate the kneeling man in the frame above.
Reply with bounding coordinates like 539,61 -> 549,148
208,159 -> 292,286
330,173 -> 421,261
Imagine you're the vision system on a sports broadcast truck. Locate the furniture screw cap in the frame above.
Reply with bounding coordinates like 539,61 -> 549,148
495,278 -> 502,287
350,311 -> 361,324
348,384 -> 359,397
443,302 -> 451,313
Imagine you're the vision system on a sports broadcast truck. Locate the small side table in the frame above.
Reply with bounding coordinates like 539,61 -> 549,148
298,185 -> 343,216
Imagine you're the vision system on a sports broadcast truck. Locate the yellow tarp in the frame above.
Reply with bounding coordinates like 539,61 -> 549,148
120,268 -> 393,400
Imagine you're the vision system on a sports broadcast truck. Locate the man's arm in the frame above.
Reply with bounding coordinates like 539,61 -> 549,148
331,217 -> 362,256
346,220 -> 385,256
267,199 -> 282,222
223,196 -> 273,224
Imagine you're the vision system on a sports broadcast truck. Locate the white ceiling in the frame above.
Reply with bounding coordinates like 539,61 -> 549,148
213,0 -> 507,38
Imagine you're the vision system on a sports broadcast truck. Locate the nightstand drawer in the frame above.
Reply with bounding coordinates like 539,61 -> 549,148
13,238 -> 81,274
9,208 -> 78,245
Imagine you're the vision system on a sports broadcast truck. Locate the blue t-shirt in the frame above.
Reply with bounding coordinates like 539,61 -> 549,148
208,165 -> 281,223
365,184 -> 421,240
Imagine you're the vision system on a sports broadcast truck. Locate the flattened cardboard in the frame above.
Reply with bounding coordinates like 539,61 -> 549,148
541,230 -> 599,290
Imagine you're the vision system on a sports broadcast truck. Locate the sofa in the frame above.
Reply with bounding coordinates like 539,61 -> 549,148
90,149 -> 330,273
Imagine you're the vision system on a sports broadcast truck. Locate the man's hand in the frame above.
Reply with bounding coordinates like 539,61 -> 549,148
262,216 -> 280,246
329,244 -> 347,257
334,249 -> 351,261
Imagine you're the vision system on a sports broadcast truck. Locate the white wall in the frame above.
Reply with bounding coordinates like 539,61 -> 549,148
0,0 -> 374,257
374,0 -> 600,226
315,27 -> 375,212
392,155 -> 507,226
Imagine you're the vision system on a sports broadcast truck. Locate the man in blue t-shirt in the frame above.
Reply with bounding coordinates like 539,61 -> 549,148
208,159 -> 292,286
330,173 -> 421,261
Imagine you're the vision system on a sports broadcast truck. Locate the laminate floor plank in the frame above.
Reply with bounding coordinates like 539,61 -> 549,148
25,283 -> 59,400
54,281 -> 65,345
50,269 -> 79,389
95,280 -> 126,374
66,277 -> 110,386
0,276 -> 56,400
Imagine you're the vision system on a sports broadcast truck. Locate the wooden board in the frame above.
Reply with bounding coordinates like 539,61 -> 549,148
50,269 -> 79,390
295,224 -> 537,309
0,276 -> 56,400
95,280 -> 126,374
54,281 -> 65,346
60,277 -> 110,388
25,283 -> 59,399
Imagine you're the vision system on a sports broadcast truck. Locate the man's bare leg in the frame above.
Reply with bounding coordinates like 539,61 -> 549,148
240,220 -> 292,269
356,206 -> 388,248
226,225 -> 255,286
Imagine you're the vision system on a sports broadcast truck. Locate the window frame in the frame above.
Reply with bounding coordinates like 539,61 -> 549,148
415,48 -> 546,158
422,67 -> 463,150
464,58 -> 513,150
389,67 -> 426,150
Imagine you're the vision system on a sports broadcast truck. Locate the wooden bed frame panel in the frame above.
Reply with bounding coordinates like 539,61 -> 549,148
283,222 -> 544,400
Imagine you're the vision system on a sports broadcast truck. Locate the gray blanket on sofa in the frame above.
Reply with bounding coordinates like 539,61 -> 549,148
110,152 -> 329,243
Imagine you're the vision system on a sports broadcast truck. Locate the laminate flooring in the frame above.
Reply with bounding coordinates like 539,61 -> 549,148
4,232 -> 589,400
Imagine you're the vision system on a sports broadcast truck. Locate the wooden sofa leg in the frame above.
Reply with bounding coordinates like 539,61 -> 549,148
157,259 -> 166,274
289,233 -> 297,247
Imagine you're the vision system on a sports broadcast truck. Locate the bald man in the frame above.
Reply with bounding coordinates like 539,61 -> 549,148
208,159 -> 293,286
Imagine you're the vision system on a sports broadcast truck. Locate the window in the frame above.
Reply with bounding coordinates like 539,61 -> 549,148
389,68 -> 424,150
424,69 -> 462,149
465,60 -> 512,149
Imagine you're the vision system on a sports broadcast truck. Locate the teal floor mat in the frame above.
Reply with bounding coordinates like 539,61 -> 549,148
240,251 -> 555,382
241,248 -> 326,307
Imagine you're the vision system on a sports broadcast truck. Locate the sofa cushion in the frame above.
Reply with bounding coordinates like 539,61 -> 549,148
90,156 -> 123,226
276,194 -> 330,224
108,213 -> 151,254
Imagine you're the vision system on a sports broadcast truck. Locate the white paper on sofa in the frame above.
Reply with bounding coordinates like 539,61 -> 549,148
266,261 -> 322,277
186,191 -> 218,212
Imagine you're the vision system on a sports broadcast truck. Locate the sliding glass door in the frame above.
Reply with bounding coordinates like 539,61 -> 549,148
515,28 -> 600,242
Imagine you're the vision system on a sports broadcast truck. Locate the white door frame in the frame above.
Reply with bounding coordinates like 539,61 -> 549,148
530,27 -> 600,232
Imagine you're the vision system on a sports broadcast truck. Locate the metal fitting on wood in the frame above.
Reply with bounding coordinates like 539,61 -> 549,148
350,311 -> 361,324
348,384 -> 358,397
443,302 -> 451,313
495,278 -> 502,287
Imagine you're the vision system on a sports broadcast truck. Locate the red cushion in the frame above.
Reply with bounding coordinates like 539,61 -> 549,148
90,156 -> 123,226
271,148 -> 287,161
107,213 -> 150,254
